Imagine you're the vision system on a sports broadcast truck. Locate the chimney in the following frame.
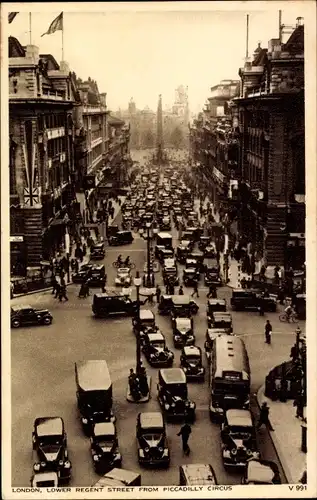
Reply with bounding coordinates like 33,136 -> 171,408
25,45 -> 39,64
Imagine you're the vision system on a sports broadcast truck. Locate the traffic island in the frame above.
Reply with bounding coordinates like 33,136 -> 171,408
126,376 -> 152,403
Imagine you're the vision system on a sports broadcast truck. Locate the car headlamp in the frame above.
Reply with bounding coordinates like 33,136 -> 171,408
93,455 -> 99,461
59,460 -> 64,466
64,460 -> 71,468
145,447 -> 150,453
82,418 -> 88,424
33,463 -> 40,471
40,461 -> 46,467
231,448 -> 237,456
247,449 -> 253,456
183,367 -> 187,371
171,402 -> 176,407
165,403 -> 170,410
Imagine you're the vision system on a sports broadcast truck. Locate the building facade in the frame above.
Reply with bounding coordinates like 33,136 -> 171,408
233,21 -> 305,269
9,37 -> 80,273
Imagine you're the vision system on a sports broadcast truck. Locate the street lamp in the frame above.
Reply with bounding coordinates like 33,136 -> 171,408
134,271 -> 142,375
140,222 -> 155,288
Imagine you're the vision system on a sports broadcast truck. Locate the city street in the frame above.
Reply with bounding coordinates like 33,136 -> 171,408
11,202 -> 305,487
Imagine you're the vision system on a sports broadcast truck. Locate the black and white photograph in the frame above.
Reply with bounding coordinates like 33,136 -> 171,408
1,1 -> 316,498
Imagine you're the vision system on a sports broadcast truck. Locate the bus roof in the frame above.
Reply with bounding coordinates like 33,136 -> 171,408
213,336 -> 250,379
75,360 -> 111,391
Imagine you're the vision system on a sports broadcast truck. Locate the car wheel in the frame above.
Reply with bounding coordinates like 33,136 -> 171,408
11,319 -> 20,328
43,316 -> 52,325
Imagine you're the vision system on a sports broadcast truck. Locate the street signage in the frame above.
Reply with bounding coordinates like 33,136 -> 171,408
10,235 -> 24,242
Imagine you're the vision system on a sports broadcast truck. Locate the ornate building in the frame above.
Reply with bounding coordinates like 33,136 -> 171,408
9,37 -> 80,272
233,20 -> 305,269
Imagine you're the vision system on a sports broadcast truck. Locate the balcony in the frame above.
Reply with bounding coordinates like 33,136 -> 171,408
42,89 -> 65,101
91,137 -> 103,149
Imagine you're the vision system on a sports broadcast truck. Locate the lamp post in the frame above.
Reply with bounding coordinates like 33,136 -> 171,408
140,222 -> 157,288
134,271 -> 142,375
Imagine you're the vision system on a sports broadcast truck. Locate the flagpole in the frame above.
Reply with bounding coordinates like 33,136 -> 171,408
29,12 -> 32,45
62,14 -> 64,60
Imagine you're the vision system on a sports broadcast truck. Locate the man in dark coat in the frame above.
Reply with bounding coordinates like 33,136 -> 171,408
257,402 -> 274,431
177,423 -> 192,455
265,320 -> 272,344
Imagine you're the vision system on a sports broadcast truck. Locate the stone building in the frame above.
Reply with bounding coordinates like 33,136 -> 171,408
233,20 -> 305,269
9,37 -> 80,272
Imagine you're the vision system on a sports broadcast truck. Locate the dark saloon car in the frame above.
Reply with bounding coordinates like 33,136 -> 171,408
242,459 -> 281,485
221,409 -> 259,469
198,236 -> 212,252
157,368 -> 196,422
206,298 -> 227,326
86,265 -> 107,287
133,309 -> 157,343
108,231 -> 134,246
176,241 -> 193,263
137,412 -> 170,467
183,268 -> 200,287
31,472 -> 59,488
75,360 -> 115,435
90,422 -> 122,474
172,317 -> 195,348
90,243 -> 106,260
208,311 -> 233,332
158,294 -> 199,317
230,289 -> 277,312
11,304 -> 52,328
142,331 -> 174,367
32,417 -> 71,484
179,464 -> 217,486
180,346 -> 205,381
92,292 -> 134,318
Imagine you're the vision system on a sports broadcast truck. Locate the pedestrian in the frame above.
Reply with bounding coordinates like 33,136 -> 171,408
294,390 -> 306,420
258,297 -> 265,316
191,282 -> 199,298
82,243 -> 87,257
179,285 -> 184,295
257,402 -> 274,431
156,285 -> 161,303
74,259 -> 79,274
51,275 -> 59,295
54,281 -> 61,299
100,277 -> 106,293
177,422 -> 192,455
206,285 -> 215,298
265,320 -> 272,344
59,283 -> 68,302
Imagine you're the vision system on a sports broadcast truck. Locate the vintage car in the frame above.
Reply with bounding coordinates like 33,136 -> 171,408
208,311 -> 233,332
205,265 -> 222,286
176,241 -> 193,263
163,261 -> 179,286
179,464 -> 218,486
230,289 -> 277,312
31,472 -> 59,488
183,268 -> 200,287
137,412 -> 170,468
204,329 -> 233,361
158,294 -> 199,317
242,459 -> 281,485
160,217 -> 171,231
92,292 -> 134,318
75,360 -> 115,434
204,244 -> 217,259
11,304 -> 53,328
72,263 -> 94,284
108,231 -> 134,246
188,251 -> 205,272
132,309 -> 157,343
93,468 -> 141,487
86,265 -> 107,287
157,247 -> 174,264
142,331 -> 174,367
32,417 -> 71,484
180,346 -> 205,381
198,236 -> 212,252
185,258 -> 200,271
115,267 -> 132,287
157,368 -> 196,422
221,409 -> 259,469
90,422 -> 122,474
172,317 -> 195,348
206,299 -> 227,326
90,243 -> 106,260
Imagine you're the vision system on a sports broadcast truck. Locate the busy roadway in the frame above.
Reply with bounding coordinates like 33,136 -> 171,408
11,150 -> 305,487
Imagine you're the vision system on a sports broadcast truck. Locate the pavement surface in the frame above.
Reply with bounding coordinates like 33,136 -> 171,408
10,156 -> 306,487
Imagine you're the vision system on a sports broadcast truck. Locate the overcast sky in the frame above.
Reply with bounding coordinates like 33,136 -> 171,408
5,1 -> 312,113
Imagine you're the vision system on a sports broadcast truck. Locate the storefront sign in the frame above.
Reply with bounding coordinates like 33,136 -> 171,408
10,235 -> 24,242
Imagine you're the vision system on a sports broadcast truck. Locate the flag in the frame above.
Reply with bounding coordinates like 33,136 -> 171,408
8,12 -> 19,23
41,12 -> 63,37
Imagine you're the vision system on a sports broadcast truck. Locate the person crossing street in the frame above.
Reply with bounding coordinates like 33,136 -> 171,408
265,320 -> 272,344
191,281 -> 199,298
177,422 -> 192,455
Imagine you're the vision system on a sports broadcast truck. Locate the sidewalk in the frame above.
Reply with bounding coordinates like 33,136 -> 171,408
11,196 -> 125,299
257,385 -> 306,483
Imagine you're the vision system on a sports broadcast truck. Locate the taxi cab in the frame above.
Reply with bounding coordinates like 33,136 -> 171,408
179,464 -> 218,485
242,459 -> 281,484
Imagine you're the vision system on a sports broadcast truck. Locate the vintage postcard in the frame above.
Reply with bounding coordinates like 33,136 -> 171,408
1,1 -> 316,499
